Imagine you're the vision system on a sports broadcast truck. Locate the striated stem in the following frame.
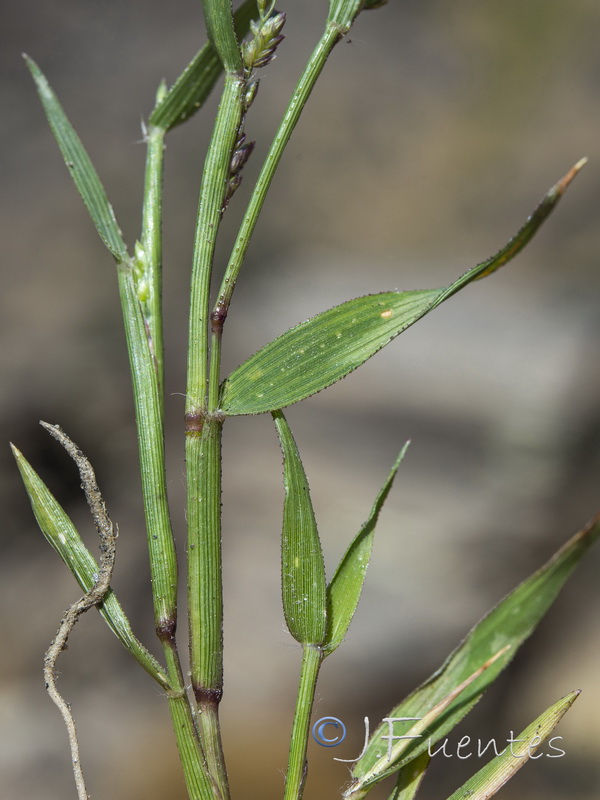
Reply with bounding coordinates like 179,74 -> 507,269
214,21 -> 347,321
186,70 -> 246,800
187,418 -> 224,693
284,645 -> 324,800
186,73 -> 246,411
118,267 -> 214,798
140,111 -> 166,397
186,8 -> 371,800
196,692 -> 229,800
201,0 -> 244,73
186,414 -> 227,799
161,629 -> 217,800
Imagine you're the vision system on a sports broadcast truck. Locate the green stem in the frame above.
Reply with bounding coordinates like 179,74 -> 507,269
207,326 -> 224,412
196,693 -> 229,800
140,118 -> 166,397
187,418 -> 223,691
186,73 -> 245,411
118,267 -> 213,797
164,643 -> 217,800
186,71 -> 246,800
284,645 -> 324,800
201,0 -> 244,73
137,113 -> 216,796
186,416 -> 226,798
214,22 -> 345,321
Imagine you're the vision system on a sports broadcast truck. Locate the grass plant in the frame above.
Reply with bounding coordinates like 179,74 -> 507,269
13,2 -> 598,799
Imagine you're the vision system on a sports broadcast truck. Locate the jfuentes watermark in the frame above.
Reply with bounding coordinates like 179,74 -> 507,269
311,716 -> 566,761
311,717 -> 347,748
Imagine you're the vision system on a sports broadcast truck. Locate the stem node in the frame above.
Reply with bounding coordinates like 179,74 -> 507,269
185,410 -> 206,435
193,685 -> 223,707
156,617 -> 177,645
210,304 -> 228,335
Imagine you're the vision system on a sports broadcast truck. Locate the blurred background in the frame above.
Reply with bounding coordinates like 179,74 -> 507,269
1,0 -> 599,798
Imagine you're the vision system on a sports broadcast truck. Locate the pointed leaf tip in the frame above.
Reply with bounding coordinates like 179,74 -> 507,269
558,157 -> 587,192
348,515 -> 599,790
25,56 -> 129,263
444,690 -> 580,800
10,443 -> 24,465
324,442 -> 409,655
220,165 -> 583,416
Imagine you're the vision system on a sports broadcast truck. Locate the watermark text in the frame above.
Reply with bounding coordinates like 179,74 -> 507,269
311,716 -> 566,761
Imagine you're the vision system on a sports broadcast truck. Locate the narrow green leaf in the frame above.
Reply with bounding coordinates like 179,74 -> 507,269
444,691 -> 579,800
388,752 -> 430,800
220,162 -> 585,416
118,269 -> 180,629
150,0 -> 257,131
350,648 -> 510,796
11,443 -> 169,689
346,513 -> 600,792
324,443 -> 409,655
24,56 -> 129,263
273,410 -> 327,645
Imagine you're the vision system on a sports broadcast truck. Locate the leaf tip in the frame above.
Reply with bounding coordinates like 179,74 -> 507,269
389,440 -> 410,475
561,689 -> 582,711
556,157 -> 588,194
9,442 -> 21,460
23,53 -> 38,75
570,511 -> 600,549
155,78 -> 168,105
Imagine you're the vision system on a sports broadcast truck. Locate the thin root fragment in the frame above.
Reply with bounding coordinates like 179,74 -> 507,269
41,422 -> 118,800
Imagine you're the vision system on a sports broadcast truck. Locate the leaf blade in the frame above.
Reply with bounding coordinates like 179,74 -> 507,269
220,163 -> 584,416
221,289 -> 438,415
324,443 -> 409,655
444,691 -> 579,800
25,56 -> 128,263
346,514 -> 600,792
387,752 -> 430,800
273,410 -> 327,645
353,648 -> 510,794
12,443 -> 169,689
